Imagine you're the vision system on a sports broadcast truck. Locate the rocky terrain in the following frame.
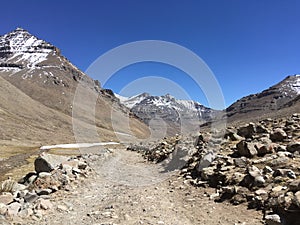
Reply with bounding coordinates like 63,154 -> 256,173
116,93 -> 218,136
130,113 -> 300,225
0,147 -> 264,225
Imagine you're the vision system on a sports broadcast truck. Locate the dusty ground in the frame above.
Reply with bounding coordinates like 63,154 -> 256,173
21,149 -> 264,225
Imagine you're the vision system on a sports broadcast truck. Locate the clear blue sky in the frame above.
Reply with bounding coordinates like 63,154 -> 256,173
1,0 -> 300,108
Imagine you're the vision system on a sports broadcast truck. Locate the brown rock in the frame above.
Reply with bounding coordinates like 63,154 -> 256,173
287,142 -> 300,153
236,141 -> 257,158
270,128 -> 287,142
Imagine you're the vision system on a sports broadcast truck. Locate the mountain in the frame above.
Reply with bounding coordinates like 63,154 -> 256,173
116,93 -> 218,136
0,28 -> 149,144
226,74 -> 300,122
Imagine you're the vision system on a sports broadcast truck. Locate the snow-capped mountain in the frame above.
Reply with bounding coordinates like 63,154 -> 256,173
116,93 -> 217,135
226,74 -> 300,120
0,28 -> 149,142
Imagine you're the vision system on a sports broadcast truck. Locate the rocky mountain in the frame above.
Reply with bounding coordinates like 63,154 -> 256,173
116,93 -> 218,136
0,28 -> 149,144
226,74 -> 300,122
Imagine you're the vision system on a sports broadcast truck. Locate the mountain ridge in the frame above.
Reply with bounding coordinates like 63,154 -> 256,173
0,27 -> 149,144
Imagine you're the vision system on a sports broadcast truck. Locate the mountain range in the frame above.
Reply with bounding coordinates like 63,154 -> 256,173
116,93 -> 218,135
0,27 -> 299,144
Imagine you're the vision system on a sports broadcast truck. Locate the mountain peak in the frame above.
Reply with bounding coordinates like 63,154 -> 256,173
0,28 -> 58,68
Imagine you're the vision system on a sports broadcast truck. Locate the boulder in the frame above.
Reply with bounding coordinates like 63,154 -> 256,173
293,191 -> 300,207
236,141 -> 257,158
34,153 -> 69,173
270,128 -> 287,142
196,151 -> 215,172
287,142 -> 300,153
288,179 -> 300,192
237,123 -> 256,138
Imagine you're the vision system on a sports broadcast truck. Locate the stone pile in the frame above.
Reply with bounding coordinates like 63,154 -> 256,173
181,114 -> 300,225
128,135 -> 181,163
130,113 -> 300,224
0,152 -> 90,222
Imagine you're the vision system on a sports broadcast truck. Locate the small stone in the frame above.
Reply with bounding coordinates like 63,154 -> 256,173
0,203 -> 7,215
263,166 -> 273,173
35,198 -> 53,210
18,208 -> 33,218
24,192 -> 39,203
255,189 -> 268,196
265,214 -> 282,225
37,189 -> 52,196
6,202 -> 22,218
293,191 -> 300,207
272,186 -> 283,192
0,192 -> 14,205
57,204 -> 68,211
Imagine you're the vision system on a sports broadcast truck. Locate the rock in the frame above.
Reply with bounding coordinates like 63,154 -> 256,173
289,179 -> 300,192
18,172 -> 37,185
6,202 -> 22,218
287,142 -> 300,153
37,188 -> 52,196
265,214 -> 282,225
196,151 -> 215,172
225,130 -> 243,141
0,203 -> 7,215
247,166 -> 265,187
256,144 -> 274,156
38,172 -> 52,178
18,208 -> 33,218
0,192 -> 13,205
255,189 -> 268,196
236,141 -> 257,158
273,169 -> 296,179
57,204 -> 68,212
263,166 -> 273,173
293,191 -> 300,207
24,192 -> 39,203
34,153 -> 68,173
233,157 -> 248,167
256,124 -> 269,133
270,128 -> 287,142
237,123 -> 256,138
35,198 -> 53,210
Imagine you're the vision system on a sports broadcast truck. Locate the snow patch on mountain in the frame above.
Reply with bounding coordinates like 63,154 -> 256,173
279,74 -> 300,96
0,28 -> 55,68
116,93 -> 150,108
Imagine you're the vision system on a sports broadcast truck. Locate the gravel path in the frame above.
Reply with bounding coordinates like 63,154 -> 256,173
24,149 -> 264,225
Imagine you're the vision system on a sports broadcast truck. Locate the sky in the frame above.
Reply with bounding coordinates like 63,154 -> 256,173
1,0 -> 300,108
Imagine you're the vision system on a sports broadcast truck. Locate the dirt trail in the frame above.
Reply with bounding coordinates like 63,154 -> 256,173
25,149 -> 264,225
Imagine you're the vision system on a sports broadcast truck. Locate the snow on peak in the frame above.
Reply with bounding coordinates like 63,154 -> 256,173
279,74 -> 300,96
116,92 -> 205,112
116,92 -> 150,108
0,28 -> 56,68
